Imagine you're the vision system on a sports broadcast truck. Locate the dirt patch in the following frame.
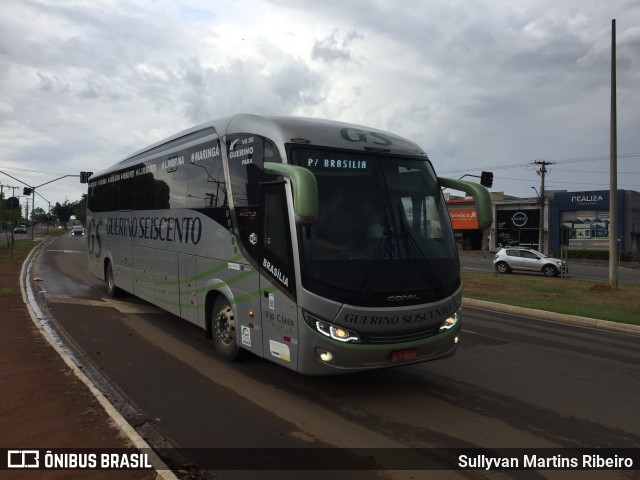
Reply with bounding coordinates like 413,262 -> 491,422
0,242 -> 157,479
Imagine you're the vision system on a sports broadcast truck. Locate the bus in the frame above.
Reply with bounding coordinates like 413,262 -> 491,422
86,114 -> 491,375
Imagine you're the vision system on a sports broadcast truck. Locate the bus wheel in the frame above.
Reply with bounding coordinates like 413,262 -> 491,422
212,297 -> 245,361
106,261 -> 121,298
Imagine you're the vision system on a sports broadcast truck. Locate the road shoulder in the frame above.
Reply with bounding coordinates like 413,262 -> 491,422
0,240 -> 174,479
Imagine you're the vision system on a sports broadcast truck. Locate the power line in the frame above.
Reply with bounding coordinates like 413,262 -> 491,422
552,168 -> 640,175
0,165 -> 67,176
436,152 -> 640,176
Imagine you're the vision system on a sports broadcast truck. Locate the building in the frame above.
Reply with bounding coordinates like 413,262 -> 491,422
447,198 -> 484,250
550,190 -> 640,259
446,189 -> 640,260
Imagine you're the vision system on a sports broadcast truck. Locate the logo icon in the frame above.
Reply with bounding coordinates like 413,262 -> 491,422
511,211 -> 528,228
8,450 -> 40,468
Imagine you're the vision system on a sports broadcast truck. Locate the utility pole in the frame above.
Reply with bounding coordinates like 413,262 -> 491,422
609,19 -> 618,289
534,160 -> 554,253
0,171 -> 80,240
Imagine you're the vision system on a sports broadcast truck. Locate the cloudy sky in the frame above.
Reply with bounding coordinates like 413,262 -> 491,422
1,0 -> 639,214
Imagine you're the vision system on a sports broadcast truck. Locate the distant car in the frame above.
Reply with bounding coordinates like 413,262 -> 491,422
493,247 -> 567,277
14,225 -> 27,234
71,225 -> 85,237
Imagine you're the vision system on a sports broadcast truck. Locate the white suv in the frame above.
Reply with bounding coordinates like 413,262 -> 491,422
493,247 -> 567,277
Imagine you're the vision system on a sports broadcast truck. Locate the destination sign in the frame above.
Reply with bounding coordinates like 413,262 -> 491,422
303,156 -> 370,173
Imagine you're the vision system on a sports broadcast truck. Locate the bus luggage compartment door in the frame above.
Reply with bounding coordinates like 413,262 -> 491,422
179,253 -> 199,327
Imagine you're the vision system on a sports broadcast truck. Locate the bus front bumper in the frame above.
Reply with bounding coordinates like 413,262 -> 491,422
296,323 -> 461,376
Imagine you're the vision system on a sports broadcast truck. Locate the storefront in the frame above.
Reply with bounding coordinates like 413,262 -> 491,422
490,198 -> 543,251
550,190 -> 639,258
447,199 -> 484,250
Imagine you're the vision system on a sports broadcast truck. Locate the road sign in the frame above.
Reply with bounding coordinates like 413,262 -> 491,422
5,196 -> 19,210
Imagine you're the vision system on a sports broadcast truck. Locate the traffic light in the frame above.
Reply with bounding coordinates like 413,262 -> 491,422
23,187 -> 32,195
480,171 -> 493,188
80,171 -> 93,183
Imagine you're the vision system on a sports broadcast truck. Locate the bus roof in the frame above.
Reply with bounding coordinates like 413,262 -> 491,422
95,114 -> 428,177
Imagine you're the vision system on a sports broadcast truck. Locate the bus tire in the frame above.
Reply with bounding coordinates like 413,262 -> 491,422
105,261 -> 122,298
211,297 -> 246,362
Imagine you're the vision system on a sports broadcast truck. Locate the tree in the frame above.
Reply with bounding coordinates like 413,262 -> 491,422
32,207 -> 47,225
50,195 -> 87,227
74,194 -> 87,225
52,202 -> 74,227
1,192 -> 21,245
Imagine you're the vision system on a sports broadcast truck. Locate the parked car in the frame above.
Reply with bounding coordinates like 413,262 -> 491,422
13,225 -> 27,234
71,225 -> 85,237
493,247 -> 567,277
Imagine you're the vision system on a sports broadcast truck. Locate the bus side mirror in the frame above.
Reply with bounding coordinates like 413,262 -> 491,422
264,162 -> 318,225
438,177 -> 493,229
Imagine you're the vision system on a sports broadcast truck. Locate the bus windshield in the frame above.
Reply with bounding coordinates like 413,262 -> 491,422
292,148 -> 459,307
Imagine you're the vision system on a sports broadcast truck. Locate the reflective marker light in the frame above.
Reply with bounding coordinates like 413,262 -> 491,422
440,309 -> 461,332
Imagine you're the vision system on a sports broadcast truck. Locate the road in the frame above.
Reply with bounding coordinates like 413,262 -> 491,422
29,235 -> 640,479
460,252 -> 640,284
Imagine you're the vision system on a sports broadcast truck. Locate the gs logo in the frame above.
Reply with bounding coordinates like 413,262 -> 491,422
87,219 -> 102,257
339,128 -> 393,147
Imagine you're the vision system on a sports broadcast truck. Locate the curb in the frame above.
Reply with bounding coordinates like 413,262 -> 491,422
20,243 -> 178,480
463,297 -> 640,336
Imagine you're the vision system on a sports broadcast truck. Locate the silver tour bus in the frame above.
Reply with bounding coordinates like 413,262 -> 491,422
86,115 -> 491,375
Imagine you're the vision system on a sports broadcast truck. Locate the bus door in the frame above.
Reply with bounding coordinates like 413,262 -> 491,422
258,181 -> 299,370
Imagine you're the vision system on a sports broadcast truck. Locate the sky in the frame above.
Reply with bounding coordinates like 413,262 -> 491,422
1,0 -> 639,215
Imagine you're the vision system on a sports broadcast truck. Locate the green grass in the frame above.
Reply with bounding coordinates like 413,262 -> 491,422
0,287 -> 20,296
462,271 -> 640,325
0,239 -> 39,264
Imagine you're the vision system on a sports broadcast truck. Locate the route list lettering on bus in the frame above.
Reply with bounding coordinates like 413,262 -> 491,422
105,216 -> 202,244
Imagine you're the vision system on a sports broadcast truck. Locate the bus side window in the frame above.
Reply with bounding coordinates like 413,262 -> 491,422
228,136 -> 280,208
188,139 -> 225,208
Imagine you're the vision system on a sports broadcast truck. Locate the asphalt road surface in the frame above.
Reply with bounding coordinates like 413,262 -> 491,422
459,252 -> 640,284
29,235 -> 640,479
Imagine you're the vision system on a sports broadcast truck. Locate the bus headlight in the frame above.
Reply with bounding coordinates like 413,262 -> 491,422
440,309 -> 461,332
303,311 -> 361,343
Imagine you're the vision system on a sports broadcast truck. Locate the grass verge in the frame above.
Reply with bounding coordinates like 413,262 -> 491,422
462,271 -> 640,326
0,239 -> 39,265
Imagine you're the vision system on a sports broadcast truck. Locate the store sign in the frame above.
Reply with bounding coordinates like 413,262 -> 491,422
571,194 -> 605,207
449,209 -> 479,229
511,211 -> 528,227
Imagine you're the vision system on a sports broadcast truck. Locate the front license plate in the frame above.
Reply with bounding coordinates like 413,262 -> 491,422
391,348 -> 418,363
